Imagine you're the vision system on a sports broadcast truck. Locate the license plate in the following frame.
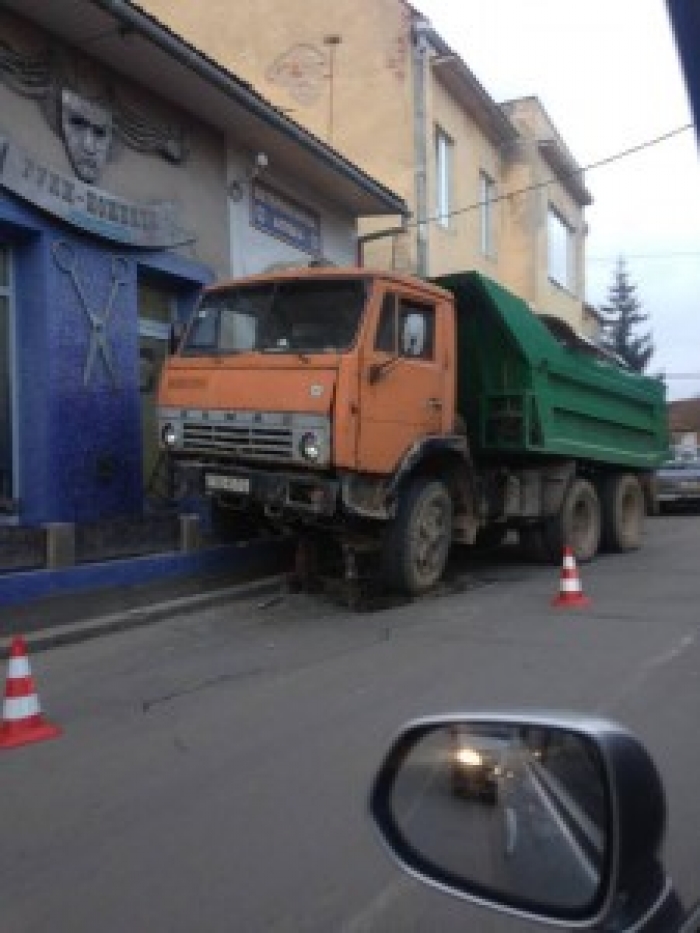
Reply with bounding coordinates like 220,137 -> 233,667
206,474 -> 250,494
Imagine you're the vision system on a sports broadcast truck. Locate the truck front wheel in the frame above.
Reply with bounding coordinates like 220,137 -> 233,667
543,478 -> 601,564
382,477 -> 453,595
600,473 -> 644,552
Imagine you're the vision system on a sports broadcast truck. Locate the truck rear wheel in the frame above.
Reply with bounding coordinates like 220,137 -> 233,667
600,473 -> 644,552
543,478 -> 601,564
382,477 -> 452,595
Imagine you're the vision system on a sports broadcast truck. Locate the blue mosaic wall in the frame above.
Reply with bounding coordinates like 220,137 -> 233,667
0,190 -> 211,526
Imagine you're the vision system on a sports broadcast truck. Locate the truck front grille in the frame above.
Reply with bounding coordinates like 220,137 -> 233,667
182,422 -> 294,460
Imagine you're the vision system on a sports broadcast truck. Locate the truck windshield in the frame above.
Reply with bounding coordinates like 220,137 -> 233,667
182,279 -> 367,355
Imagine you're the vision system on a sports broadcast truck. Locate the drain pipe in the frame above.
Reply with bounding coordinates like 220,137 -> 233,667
412,19 -> 431,278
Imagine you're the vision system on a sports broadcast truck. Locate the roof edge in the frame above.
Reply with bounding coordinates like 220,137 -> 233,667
415,23 -> 518,147
91,0 -> 407,216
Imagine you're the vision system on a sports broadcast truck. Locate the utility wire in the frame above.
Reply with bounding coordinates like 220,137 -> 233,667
405,123 -> 695,231
588,251 -> 700,263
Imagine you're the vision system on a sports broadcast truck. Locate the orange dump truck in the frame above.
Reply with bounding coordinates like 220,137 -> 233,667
157,267 -> 667,594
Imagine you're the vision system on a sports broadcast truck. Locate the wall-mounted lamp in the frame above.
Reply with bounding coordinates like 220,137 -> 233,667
250,151 -> 269,180
227,152 -> 270,201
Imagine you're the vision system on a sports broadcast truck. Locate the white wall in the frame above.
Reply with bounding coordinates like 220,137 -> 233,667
227,146 -> 358,277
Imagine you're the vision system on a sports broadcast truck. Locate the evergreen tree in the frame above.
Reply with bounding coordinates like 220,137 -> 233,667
599,257 -> 654,372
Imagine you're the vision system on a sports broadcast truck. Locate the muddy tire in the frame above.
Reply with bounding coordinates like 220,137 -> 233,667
600,473 -> 644,552
542,478 -> 601,564
382,477 -> 452,595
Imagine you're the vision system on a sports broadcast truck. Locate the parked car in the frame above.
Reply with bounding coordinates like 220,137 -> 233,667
655,458 -> 700,510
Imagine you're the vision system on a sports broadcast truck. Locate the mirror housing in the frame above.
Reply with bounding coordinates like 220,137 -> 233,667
370,713 -> 668,930
369,357 -> 400,385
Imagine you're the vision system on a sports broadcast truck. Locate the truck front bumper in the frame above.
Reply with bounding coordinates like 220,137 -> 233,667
202,465 -> 340,518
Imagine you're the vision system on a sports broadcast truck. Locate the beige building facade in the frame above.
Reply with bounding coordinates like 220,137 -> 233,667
141,0 -> 593,331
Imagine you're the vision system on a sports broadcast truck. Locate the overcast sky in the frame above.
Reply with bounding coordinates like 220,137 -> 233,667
414,0 -> 699,400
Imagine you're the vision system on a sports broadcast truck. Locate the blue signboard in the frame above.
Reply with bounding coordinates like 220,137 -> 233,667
251,180 -> 321,256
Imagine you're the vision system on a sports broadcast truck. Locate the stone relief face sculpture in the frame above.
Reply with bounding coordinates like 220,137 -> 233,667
0,21 -> 187,185
60,89 -> 113,184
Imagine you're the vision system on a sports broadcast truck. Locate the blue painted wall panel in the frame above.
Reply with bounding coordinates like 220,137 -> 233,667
0,190 -> 213,526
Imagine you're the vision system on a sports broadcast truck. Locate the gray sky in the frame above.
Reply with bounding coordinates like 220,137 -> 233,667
414,0 -> 699,400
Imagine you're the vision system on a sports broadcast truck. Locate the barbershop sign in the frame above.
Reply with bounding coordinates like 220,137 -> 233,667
0,132 -> 194,249
251,179 -> 321,257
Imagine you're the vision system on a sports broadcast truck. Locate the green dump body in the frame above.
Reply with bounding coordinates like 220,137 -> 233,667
432,272 -> 668,470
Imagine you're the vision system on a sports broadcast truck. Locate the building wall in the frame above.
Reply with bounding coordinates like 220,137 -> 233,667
0,13 -> 219,525
141,0 -> 591,332
425,70 -> 504,279
143,0 -> 415,270
501,98 -> 589,328
226,146 -> 357,276
144,0 -> 416,200
0,9 -> 379,527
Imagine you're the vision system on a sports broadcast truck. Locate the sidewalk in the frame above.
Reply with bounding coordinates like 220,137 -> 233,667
0,538 -> 294,656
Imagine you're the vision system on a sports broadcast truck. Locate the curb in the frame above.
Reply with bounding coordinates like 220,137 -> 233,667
0,573 -> 289,657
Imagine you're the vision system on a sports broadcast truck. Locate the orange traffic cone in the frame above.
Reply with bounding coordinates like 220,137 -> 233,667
0,636 -> 61,749
551,546 -> 591,608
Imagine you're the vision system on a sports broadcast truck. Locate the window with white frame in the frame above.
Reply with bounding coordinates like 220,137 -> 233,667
479,170 -> 496,257
435,128 -> 453,228
548,207 -> 576,292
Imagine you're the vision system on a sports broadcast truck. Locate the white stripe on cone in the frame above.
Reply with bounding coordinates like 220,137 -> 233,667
3,694 -> 41,721
563,554 -> 576,570
561,578 -> 583,593
7,656 -> 30,679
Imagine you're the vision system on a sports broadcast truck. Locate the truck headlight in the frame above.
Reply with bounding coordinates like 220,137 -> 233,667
161,423 -> 178,447
299,431 -> 322,462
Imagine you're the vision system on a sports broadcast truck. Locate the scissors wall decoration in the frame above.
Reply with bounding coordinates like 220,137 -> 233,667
52,240 -> 129,388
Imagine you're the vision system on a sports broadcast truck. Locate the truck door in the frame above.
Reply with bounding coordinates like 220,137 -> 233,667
357,289 -> 450,474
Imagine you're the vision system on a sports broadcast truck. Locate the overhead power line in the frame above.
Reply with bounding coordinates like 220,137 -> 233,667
403,123 -> 694,232
588,251 -> 700,263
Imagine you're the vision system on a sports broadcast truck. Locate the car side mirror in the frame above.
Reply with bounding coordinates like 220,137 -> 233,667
370,714 -> 670,930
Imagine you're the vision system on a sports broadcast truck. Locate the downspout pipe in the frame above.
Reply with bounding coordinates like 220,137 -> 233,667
92,0 -> 407,216
412,20 -> 431,277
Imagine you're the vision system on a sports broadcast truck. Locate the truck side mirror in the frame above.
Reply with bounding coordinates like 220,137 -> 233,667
169,322 -> 185,355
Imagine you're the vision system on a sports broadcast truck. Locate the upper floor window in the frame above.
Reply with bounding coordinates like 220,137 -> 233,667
479,171 -> 496,257
548,207 -> 576,293
435,128 -> 453,228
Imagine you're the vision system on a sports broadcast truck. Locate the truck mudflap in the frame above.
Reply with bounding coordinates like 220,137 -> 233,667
204,466 -> 339,518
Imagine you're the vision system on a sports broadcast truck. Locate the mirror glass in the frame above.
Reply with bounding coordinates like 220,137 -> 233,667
385,723 -> 611,916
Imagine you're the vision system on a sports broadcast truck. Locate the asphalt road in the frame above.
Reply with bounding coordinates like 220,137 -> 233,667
2,513 -> 700,932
